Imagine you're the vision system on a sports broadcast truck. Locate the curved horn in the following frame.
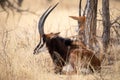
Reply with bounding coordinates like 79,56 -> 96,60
38,2 -> 59,37
33,2 -> 59,54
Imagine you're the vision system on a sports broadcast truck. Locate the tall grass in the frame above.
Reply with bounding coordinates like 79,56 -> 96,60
0,0 -> 120,80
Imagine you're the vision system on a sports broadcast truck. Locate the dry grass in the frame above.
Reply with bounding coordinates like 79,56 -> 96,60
0,0 -> 120,80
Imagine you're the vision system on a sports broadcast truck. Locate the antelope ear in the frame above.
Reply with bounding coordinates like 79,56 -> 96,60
69,16 -> 80,21
50,32 -> 60,39
55,32 -> 60,36
69,16 -> 86,23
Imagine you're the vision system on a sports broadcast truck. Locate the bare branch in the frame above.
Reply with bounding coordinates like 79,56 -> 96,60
112,26 -> 120,37
111,16 -> 120,26
0,0 -> 39,16
83,2 -> 87,16
79,0 -> 82,16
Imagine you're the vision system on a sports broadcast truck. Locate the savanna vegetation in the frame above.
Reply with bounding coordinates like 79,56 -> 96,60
0,0 -> 120,80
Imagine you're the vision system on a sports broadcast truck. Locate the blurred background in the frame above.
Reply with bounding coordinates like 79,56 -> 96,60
0,0 -> 120,80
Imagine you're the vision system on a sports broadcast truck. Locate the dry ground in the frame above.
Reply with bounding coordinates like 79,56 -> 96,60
0,0 -> 120,80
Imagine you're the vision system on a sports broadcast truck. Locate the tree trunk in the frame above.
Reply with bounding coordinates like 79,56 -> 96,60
102,0 -> 110,52
78,0 -> 82,35
84,0 -> 98,49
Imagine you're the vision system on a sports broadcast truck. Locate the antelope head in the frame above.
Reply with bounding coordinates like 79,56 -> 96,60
69,16 -> 86,32
33,3 -> 59,54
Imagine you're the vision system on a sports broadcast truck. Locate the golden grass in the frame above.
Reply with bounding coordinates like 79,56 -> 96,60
0,0 -> 120,80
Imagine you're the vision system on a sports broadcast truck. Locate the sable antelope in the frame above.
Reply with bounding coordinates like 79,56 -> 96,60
33,4 -> 101,74
33,3 -> 72,74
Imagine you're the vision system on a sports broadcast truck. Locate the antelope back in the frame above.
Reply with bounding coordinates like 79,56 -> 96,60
43,32 -> 60,40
